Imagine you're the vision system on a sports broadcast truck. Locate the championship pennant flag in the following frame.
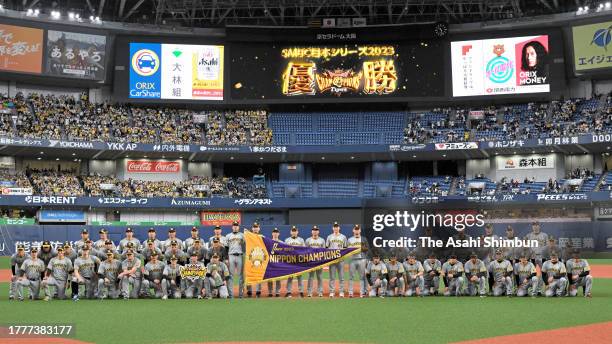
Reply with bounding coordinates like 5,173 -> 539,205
244,231 -> 360,285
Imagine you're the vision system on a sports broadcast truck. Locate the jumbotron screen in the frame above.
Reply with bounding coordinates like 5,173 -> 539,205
451,35 -> 550,97
230,41 -> 445,100
128,43 -> 224,100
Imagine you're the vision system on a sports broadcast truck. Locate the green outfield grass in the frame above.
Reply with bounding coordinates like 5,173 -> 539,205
0,280 -> 610,344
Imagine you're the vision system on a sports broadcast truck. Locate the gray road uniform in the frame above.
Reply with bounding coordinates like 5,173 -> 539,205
326,233 -> 348,295
43,257 -> 73,299
141,246 -> 164,263
489,259 -> 514,296
347,236 -> 368,296
37,249 -> 56,266
365,261 -> 388,297
423,259 -> 442,296
94,239 -> 116,252
73,255 -> 101,299
205,261 -> 230,298
142,261 -> 166,298
266,237 -> 283,296
402,261 -> 424,296
464,259 -> 487,296
225,231 -> 245,298
285,236 -> 306,294
64,249 -> 78,263
541,260 -> 568,297
183,236 -> 203,251
502,238 -> 522,263
524,231 -> 549,266
120,258 -> 142,299
162,264 -> 182,298
478,235 -> 500,265
74,239 -> 89,252
514,261 -> 538,297
95,247 -> 119,261
186,246 -> 208,263
97,259 -> 122,299
183,262 -> 206,298
441,261 -> 464,296
208,236 -> 227,249
385,261 -> 405,296
9,253 -> 27,299
17,258 -> 46,300
143,238 -> 164,252
305,236 -> 326,296
119,238 -> 141,254
164,249 -> 188,265
566,259 -> 592,297
163,238 -> 184,253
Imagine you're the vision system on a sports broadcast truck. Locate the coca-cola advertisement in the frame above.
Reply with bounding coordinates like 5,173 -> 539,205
126,160 -> 181,173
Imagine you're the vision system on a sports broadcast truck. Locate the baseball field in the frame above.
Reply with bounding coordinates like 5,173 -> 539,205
0,257 -> 611,344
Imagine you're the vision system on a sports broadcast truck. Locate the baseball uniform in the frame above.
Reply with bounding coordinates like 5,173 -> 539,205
386,261 -> 405,296
464,259 -> 487,296
365,260 -> 388,297
17,258 -> 45,300
305,236 -> 326,297
97,259 -> 122,299
489,259 -> 514,296
326,232 -> 348,296
541,259 -> 568,297
225,231 -> 245,298
441,261 -> 464,296
403,260 -> 424,296
514,261 -> 538,297
566,258 -> 592,297
347,235 -> 367,297
43,256 -> 73,300
285,235 -> 305,295
422,258 -> 442,296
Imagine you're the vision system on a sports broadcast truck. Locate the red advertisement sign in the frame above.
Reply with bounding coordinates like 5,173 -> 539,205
126,160 -> 181,173
200,211 -> 241,226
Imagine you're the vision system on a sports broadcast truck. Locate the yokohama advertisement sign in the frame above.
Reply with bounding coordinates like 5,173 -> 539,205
126,160 -> 181,173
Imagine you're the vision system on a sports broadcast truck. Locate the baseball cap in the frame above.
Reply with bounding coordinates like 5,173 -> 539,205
170,255 -> 178,261
252,222 -> 260,228
191,227 -> 198,232
17,244 -> 24,251
291,225 -> 297,231
147,239 -> 154,244
212,238 -> 220,243
272,228 -> 279,233
99,229 -> 107,234
57,247 -> 64,253
81,246 -> 90,251
168,228 -> 176,233
470,252 -> 478,258
81,229 -> 89,234
126,242 -> 135,248
63,242 -> 71,249
190,252 -> 198,257
214,225 -> 221,230
550,252 -> 559,258
31,248 -> 38,253
449,254 -> 458,259
211,253 -> 219,259
150,251 -> 158,257
125,227 -> 133,233
42,240 -> 51,248
170,240 -> 178,246
194,239 -> 201,244
428,252 -> 436,258
353,224 -> 360,229
311,226 -> 319,231
105,250 -> 114,256
232,221 -> 239,226
333,221 -> 339,227
148,228 -> 156,233
126,250 -> 135,256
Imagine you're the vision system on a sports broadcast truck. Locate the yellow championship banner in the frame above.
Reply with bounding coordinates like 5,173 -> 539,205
244,231 -> 360,285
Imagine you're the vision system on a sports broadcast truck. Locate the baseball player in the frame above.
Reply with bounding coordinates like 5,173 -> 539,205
489,250 -> 514,297
386,254 -> 405,297
72,246 -> 101,300
186,239 -> 208,263
142,239 -> 164,263
64,242 -> 78,263
97,250 -> 122,299
163,228 -> 183,253
524,221 -> 548,267
326,221 -> 348,298
183,252 -> 205,299
541,252 -> 568,297
94,229 -> 115,252
542,237 -> 567,262
479,224 -> 499,266
247,222 -> 263,298
566,249 -> 592,298
209,225 -> 228,248
96,240 -> 118,261
184,227 -> 203,251
441,255 -> 464,296
42,247 -> 73,301
502,226 -> 521,264
9,244 -> 27,300
119,228 -> 141,254
208,237 -> 228,262
365,253 -> 388,298
422,252 -> 442,296
16,248 -> 45,301
120,242 -> 141,260
74,229 -> 90,251
205,253 -> 230,299
144,228 -> 164,252
285,226 -> 305,298
514,253 -> 538,297
164,240 -> 188,265
142,251 -> 166,298
162,255 -> 182,299
305,226 -> 325,297
403,254 -> 424,297
118,250 -> 142,299
37,241 -> 56,266
267,228 -> 283,297
225,221 -> 245,298
347,224 -> 368,298
464,253 -> 487,297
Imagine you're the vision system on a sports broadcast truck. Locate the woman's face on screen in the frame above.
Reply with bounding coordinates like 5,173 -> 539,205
526,46 -> 537,67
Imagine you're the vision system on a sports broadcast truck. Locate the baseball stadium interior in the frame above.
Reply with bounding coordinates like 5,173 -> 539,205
0,1 -> 611,343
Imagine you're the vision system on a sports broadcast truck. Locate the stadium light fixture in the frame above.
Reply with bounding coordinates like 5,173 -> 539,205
50,10 -> 60,19
606,2 -> 611,9
68,12 -> 75,20
37,157 -> 42,160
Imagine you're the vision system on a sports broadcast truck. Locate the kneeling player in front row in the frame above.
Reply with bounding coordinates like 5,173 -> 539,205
43,247 -> 73,301
366,254 -> 388,297
566,249 -> 592,298
441,255 -> 464,296
489,250 -> 513,297
403,254 -> 424,297
422,253 -> 441,296
514,254 -> 538,297
205,253 -> 230,299
542,252 -> 568,297
98,250 -> 122,299
141,252 -> 166,298
464,253 -> 487,297
385,254 -> 405,297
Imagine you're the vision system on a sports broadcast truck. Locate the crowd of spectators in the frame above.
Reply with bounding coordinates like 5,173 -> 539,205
27,168 -> 85,197
82,175 -> 134,197
0,171 -> 33,189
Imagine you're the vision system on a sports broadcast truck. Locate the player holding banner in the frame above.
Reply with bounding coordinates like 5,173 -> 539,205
305,226 -> 325,297
285,226 -> 306,298
347,225 -> 367,298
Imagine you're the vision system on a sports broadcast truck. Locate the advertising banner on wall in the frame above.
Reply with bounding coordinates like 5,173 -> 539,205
129,43 -> 224,100
200,211 -> 241,226
0,24 -> 43,74
126,160 -> 181,173
451,35 -> 550,96
572,20 -> 612,71
498,154 -> 555,170
46,30 -> 106,80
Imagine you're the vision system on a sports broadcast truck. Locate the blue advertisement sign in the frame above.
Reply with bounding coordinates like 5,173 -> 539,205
39,209 -> 86,223
129,43 -> 162,99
